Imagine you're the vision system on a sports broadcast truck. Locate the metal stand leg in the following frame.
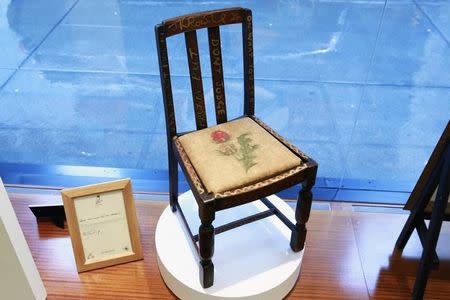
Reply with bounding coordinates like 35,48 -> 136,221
395,152 -> 444,251
416,220 -> 440,269
412,154 -> 449,300
396,218 -> 441,268
395,212 -> 418,250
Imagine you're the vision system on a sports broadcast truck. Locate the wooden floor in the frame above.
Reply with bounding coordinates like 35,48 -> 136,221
9,192 -> 450,299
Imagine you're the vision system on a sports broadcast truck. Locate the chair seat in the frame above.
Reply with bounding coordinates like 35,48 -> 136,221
177,117 -> 304,194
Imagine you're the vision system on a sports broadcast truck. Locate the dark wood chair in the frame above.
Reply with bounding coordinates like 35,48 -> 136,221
155,7 -> 318,288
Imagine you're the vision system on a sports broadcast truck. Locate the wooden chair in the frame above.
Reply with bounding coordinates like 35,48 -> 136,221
395,121 -> 450,299
155,7 -> 318,288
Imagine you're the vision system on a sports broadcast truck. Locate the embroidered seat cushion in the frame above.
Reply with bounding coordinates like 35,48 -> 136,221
177,117 -> 302,194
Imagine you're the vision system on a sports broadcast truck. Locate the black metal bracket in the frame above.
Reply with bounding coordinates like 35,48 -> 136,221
29,204 -> 66,228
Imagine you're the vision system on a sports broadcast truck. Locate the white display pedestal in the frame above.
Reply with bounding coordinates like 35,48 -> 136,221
0,178 -> 47,300
155,191 -> 303,299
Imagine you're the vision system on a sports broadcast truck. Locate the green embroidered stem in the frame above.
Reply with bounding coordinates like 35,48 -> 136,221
235,133 -> 259,172
215,132 -> 259,172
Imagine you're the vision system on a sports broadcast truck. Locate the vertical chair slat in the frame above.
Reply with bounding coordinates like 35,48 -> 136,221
208,26 -> 227,124
185,30 -> 207,130
242,9 -> 255,116
155,25 -> 177,138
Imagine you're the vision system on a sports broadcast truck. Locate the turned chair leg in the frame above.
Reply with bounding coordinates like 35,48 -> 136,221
198,206 -> 215,288
290,180 -> 313,252
168,150 -> 178,212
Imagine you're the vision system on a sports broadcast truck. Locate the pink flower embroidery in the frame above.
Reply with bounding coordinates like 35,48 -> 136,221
211,130 -> 230,143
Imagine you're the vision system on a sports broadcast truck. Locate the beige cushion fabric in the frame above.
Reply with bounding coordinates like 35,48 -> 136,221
178,117 -> 302,194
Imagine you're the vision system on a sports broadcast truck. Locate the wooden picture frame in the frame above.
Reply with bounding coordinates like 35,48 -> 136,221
61,179 -> 143,272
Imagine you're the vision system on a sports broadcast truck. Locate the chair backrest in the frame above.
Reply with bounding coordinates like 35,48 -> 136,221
155,7 -> 254,139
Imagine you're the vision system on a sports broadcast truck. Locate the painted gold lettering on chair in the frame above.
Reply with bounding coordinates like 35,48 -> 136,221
208,27 -> 227,123
164,9 -> 244,37
188,48 -> 201,81
243,13 -> 255,115
185,30 -> 207,129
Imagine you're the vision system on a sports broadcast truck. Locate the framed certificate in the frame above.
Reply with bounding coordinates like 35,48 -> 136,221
61,179 -> 143,272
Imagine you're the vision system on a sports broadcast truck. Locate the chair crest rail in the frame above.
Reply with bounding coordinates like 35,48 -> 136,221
162,7 -> 245,37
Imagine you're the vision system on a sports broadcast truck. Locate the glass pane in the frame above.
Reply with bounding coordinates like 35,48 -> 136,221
1,0 -> 449,204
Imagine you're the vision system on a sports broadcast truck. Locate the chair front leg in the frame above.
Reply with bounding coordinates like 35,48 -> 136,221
290,179 -> 313,252
198,206 -> 215,288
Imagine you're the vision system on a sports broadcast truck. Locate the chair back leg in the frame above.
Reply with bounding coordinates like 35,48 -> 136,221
168,149 -> 178,212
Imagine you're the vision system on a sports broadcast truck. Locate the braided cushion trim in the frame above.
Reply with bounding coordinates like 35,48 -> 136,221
215,164 -> 307,198
173,137 -> 206,195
